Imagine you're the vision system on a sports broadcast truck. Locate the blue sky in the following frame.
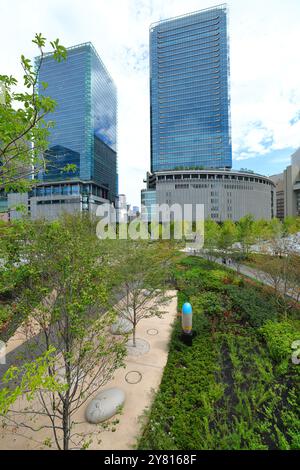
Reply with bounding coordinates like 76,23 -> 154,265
1,0 -> 300,206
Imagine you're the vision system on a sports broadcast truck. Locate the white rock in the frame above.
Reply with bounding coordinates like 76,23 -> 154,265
110,317 -> 133,334
85,387 -> 125,424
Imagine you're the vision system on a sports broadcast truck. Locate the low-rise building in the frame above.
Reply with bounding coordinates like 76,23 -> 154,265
141,169 -> 275,222
8,182 -> 111,220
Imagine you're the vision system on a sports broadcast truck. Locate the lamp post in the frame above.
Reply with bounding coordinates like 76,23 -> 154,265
181,302 -> 193,346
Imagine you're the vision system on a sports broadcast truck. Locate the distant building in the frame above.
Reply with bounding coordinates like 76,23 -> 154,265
284,148 -> 300,217
141,188 -> 157,222
270,148 -> 300,219
269,173 -> 285,219
116,194 -> 127,222
143,169 -> 275,222
127,205 -> 140,221
9,42 -> 117,220
132,206 -> 140,216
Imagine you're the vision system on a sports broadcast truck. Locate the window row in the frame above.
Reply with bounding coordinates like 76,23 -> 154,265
156,23 -> 220,48
157,16 -> 220,39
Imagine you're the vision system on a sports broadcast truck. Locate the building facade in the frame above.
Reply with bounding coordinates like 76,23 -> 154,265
283,149 -> 300,217
269,173 -> 285,220
141,188 -> 157,222
142,5 -> 274,222
143,169 -> 275,222
270,148 -> 300,219
116,194 -> 127,222
150,4 -> 232,172
9,42 -> 117,220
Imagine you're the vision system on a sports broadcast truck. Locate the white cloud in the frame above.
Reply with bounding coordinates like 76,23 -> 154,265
1,0 -> 300,205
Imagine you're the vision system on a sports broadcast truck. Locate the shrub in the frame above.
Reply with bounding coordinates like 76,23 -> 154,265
224,284 -> 279,327
139,255 -> 300,450
192,291 -> 232,337
0,304 -> 13,332
259,320 -> 300,373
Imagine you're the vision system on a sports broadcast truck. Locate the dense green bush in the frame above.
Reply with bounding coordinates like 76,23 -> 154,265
0,304 -> 12,330
138,255 -> 300,450
139,315 -> 223,450
259,320 -> 300,373
224,284 -> 279,327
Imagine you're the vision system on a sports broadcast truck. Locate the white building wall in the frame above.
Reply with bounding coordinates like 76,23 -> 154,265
154,171 -> 274,221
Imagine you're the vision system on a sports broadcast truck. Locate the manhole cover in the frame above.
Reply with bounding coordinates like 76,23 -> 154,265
126,338 -> 150,356
147,328 -> 158,336
125,371 -> 142,384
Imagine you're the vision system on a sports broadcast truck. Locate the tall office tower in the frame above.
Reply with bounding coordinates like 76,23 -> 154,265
150,4 -> 232,172
18,42 -> 117,220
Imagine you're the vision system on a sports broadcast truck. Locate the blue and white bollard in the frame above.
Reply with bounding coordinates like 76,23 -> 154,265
181,302 -> 193,346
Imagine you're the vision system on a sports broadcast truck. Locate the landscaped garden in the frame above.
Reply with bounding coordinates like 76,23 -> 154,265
138,255 -> 300,450
0,221 -> 31,343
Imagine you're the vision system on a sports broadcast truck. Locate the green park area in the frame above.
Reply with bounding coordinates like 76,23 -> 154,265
139,256 -> 300,450
0,34 -> 300,450
0,216 -> 300,450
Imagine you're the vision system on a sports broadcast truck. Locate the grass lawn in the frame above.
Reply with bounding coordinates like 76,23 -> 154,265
138,256 -> 300,450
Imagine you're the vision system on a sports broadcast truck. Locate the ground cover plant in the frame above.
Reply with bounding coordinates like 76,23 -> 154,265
138,256 -> 300,450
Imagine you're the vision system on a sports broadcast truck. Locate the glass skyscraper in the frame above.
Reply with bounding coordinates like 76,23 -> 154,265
37,42 -> 117,203
150,4 -> 232,172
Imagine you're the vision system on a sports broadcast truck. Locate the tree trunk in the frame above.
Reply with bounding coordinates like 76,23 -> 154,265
132,324 -> 136,347
63,402 -> 70,450
132,308 -> 137,347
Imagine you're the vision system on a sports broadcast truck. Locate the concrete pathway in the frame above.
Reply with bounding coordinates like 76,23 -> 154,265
193,253 -> 299,301
0,291 -> 177,450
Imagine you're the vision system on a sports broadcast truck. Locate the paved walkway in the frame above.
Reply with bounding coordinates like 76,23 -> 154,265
0,291 -> 124,387
193,253 -> 299,301
0,291 -> 177,450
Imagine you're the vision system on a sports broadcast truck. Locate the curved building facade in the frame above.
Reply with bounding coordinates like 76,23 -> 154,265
143,169 -> 275,221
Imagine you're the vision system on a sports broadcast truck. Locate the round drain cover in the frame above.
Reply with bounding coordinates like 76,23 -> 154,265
125,371 -> 142,384
147,328 -> 158,336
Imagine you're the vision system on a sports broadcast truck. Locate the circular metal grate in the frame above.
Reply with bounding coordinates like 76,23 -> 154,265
147,328 -> 159,336
125,371 -> 142,384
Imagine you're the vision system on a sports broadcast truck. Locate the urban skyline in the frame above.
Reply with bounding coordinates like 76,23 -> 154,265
0,1 -> 300,454
1,0 -> 300,206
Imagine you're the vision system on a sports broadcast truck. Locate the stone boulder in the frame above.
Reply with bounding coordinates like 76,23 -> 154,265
85,387 -> 125,424
110,317 -> 133,335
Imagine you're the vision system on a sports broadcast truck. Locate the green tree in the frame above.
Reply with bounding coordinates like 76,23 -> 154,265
218,220 -> 237,254
203,220 -> 220,261
254,249 -> 300,315
0,215 -> 126,450
236,214 -> 256,256
252,219 -> 272,244
283,216 -> 300,235
0,34 -> 67,192
113,241 -> 174,347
